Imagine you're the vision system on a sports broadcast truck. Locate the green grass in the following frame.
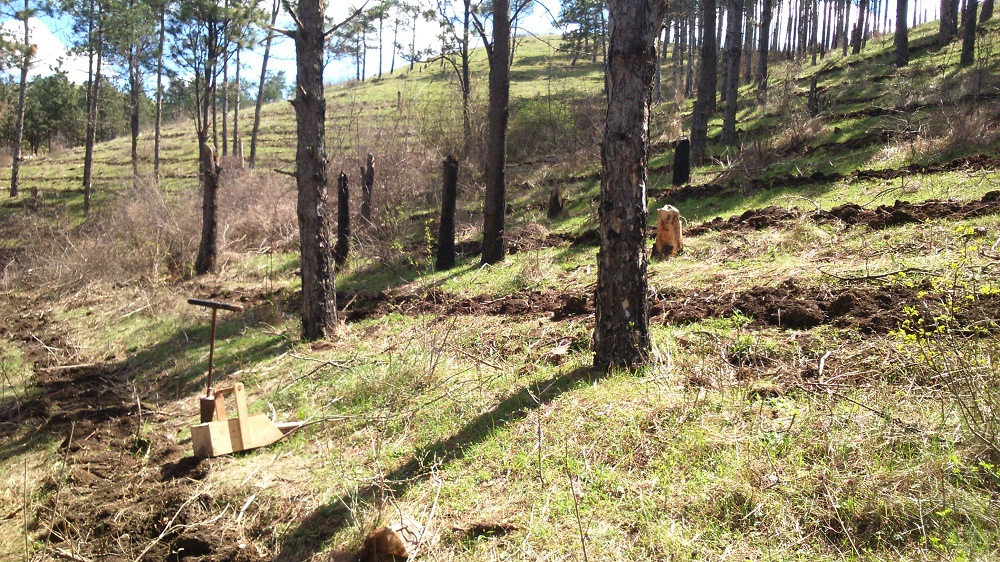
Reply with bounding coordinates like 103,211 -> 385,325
3,17 -> 1000,562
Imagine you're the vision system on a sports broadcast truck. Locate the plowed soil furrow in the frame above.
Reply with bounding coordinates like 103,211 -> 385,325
334,279 -> 999,336
688,190 -> 1000,235
0,296 -> 241,562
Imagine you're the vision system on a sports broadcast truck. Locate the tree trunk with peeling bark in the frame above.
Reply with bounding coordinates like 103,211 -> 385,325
594,0 -> 665,371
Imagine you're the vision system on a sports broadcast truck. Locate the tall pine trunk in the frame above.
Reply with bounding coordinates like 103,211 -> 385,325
895,0 -> 909,66
154,3 -> 164,182
757,0 -> 773,99
481,0 -> 511,265
852,0 -> 868,53
293,0 -> 337,340
594,0 -> 664,371
232,48 -> 241,159
195,38 -> 220,275
743,0 -> 754,84
10,0 -> 30,199
691,0 -> 717,164
221,48 -> 229,156
721,0 -> 744,146
84,5 -> 103,212
249,0 -> 280,168
842,0 -> 851,54
129,48 -> 141,186
960,0 -> 978,66
194,134 -> 220,274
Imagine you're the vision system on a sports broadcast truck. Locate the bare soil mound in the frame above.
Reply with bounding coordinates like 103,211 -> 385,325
334,278 -> 1000,336
688,191 -> 1000,235
0,297 -> 249,562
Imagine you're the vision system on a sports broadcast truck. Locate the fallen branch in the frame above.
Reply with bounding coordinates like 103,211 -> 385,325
38,363 -> 97,373
51,547 -> 92,562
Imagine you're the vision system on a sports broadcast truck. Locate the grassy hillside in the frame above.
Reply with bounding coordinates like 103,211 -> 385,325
1,20 -> 1000,562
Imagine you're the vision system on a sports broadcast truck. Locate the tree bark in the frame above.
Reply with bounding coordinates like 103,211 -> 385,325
360,153 -> 374,224
481,0 -> 511,265
809,0 -> 818,64
672,137 -> 691,185
154,3 -> 164,183
895,0 -> 909,66
940,0 -> 957,45
129,48 -> 141,186
722,0 -> 743,146
594,0 -> 664,371
691,0 -> 717,164
221,48 -> 229,156
10,0 -> 30,199
293,0 -> 337,340
194,136 -> 220,274
250,0 -> 280,168
232,48 -> 241,160
436,155 -> 458,271
852,0 -> 868,53
982,0 -> 994,22
961,0 -> 978,66
842,0 -> 851,55
743,0 -> 754,84
756,0 -> 773,100
84,7 -> 103,213
334,171 -> 350,268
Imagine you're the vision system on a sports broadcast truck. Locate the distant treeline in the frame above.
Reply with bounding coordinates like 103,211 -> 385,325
0,69 -> 287,156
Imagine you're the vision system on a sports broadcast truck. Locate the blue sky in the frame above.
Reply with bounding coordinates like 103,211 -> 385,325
4,0 -> 938,94
0,1 -> 561,92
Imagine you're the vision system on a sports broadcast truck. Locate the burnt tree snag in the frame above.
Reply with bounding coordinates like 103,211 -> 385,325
335,171 -> 350,269
360,152 -> 374,224
672,137 -> 691,186
594,0 -> 666,371
547,184 -> 564,218
436,155 -> 459,271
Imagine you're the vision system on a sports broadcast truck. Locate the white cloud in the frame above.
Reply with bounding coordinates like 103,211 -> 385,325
0,17 -> 89,84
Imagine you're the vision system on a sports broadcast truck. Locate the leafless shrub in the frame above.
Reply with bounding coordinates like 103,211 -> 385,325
4,169 -> 299,293
216,166 -> 298,254
7,180 -> 199,293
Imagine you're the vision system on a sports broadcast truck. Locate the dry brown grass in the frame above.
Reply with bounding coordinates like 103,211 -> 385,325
2,168 -> 300,294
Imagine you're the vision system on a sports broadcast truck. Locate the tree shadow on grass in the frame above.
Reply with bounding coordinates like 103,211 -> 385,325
0,299 -> 292,463
274,363 -> 608,561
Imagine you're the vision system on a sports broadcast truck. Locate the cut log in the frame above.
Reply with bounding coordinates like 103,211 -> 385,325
652,205 -> 683,258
